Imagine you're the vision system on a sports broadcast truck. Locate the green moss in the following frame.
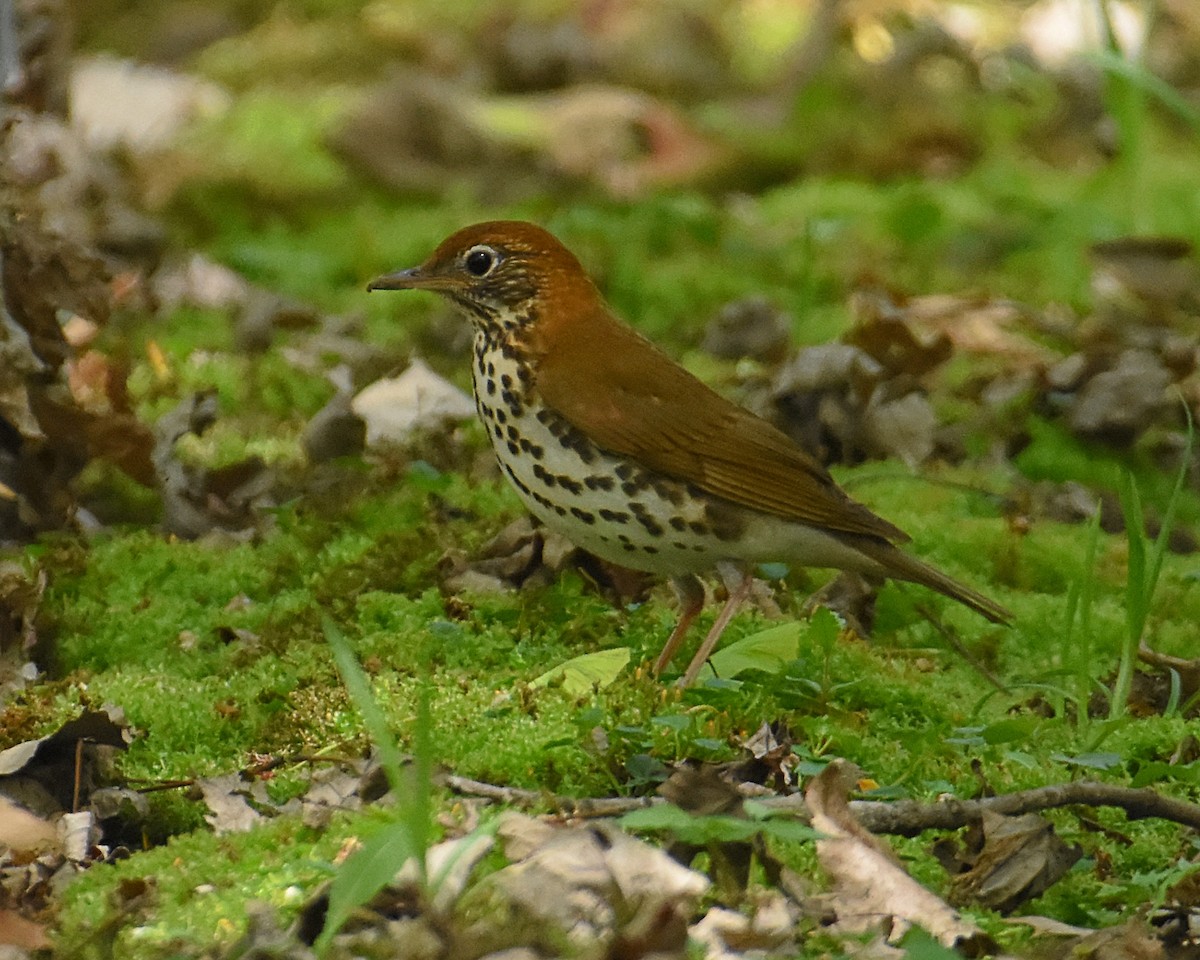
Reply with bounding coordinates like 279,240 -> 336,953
36,7 -> 1200,951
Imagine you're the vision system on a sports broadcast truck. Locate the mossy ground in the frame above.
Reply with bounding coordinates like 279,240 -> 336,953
15,2 -> 1200,956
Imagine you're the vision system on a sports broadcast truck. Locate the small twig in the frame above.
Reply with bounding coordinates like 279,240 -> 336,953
842,781 -> 1200,835
240,752 -> 363,777
444,775 -> 541,805
446,775 -> 1200,834
73,739 -> 83,813
1138,640 -> 1200,675
132,779 -> 196,794
443,775 -> 656,817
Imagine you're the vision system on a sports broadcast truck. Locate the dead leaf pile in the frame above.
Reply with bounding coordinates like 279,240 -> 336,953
0,206 -> 155,539
490,813 -> 707,954
806,760 -> 997,954
152,391 -> 279,540
943,809 -> 1082,913
0,707 -> 136,935
192,752 -> 389,835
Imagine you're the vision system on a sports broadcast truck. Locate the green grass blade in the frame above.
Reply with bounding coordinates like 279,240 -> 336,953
1144,405 -> 1195,615
1112,471 -> 1146,719
315,820 -> 423,954
320,615 -> 437,953
323,616 -> 408,794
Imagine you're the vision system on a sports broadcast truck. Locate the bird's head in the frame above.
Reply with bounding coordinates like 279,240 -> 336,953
368,221 -> 599,332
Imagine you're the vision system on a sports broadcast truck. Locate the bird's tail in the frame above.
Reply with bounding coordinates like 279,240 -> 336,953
856,540 -> 1013,625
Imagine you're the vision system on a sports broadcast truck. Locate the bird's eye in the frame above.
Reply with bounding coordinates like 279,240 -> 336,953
465,247 -> 497,277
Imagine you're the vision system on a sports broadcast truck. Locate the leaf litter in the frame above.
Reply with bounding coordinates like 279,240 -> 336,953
5,2 -> 1200,956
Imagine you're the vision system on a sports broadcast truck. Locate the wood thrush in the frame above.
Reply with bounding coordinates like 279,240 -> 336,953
369,221 -> 1012,687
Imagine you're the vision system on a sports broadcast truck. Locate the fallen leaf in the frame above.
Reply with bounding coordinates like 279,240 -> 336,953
735,721 -> 799,788
949,809 -> 1082,913
0,707 -> 131,815
1072,918 -> 1167,960
702,296 -> 791,363
847,293 -> 953,377
530,647 -> 630,695
705,622 -> 801,680
1008,914 -> 1097,937
196,774 -> 263,835
492,813 -> 707,948
807,760 -> 995,952
59,810 -> 96,861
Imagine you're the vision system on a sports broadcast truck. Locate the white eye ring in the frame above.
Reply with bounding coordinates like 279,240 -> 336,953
464,245 -> 500,278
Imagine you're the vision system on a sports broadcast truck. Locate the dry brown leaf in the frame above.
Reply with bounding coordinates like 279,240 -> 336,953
703,297 -> 791,363
196,774 -> 263,835
0,707 -> 131,816
904,294 -> 1050,365
847,295 -> 953,377
807,760 -> 995,952
949,809 -> 1082,913
1073,918 -> 1166,960
493,812 -> 707,949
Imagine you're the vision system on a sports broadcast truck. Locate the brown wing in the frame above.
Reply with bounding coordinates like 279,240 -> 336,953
533,305 -> 909,543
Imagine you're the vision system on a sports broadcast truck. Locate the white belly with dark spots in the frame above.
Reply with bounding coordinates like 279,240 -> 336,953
471,343 -> 887,577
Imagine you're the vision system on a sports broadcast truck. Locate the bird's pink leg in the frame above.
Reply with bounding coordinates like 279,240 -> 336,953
679,564 -> 753,688
653,574 -> 706,675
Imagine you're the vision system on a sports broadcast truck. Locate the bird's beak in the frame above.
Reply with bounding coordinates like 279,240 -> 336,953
367,266 -> 458,293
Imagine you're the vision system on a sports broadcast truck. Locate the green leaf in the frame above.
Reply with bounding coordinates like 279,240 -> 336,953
1051,751 -> 1123,770
899,925 -> 963,960
759,819 -> 822,843
530,647 -> 630,695
621,802 -> 817,845
620,804 -> 758,844
979,716 -> 1040,745
707,623 -> 802,679
321,614 -> 436,953
315,821 -> 421,954
323,617 -> 407,795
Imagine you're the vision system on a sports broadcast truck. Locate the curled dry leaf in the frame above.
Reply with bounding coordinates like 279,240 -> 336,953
735,721 -> 799,788
440,514 -> 648,605
0,707 -> 132,817
806,760 -> 995,954
847,292 -> 953,378
152,392 -> 277,539
948,809 -> 1082,913
771,341 -> 937,466
703,296 -> 791,363
902,293 -> 1050,366
493,812 -> 707,951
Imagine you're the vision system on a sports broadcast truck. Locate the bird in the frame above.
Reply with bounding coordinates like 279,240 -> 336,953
368,221 -> 1012,687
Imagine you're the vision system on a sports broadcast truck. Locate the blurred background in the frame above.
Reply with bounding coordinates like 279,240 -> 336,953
3,0 -> 1199,539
